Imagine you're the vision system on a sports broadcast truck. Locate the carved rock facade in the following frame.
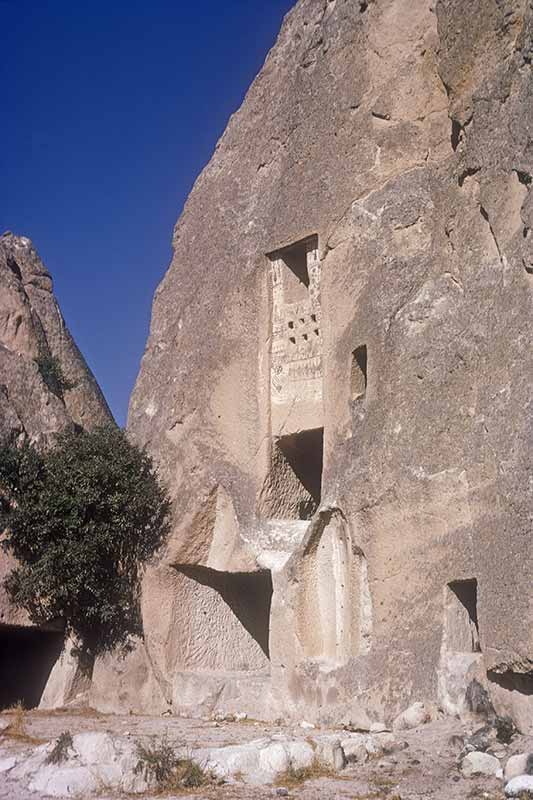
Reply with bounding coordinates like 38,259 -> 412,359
96,0 -> 533,728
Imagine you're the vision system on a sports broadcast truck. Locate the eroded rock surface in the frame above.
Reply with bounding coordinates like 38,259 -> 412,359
88,0 -> 533,728
0,232 -> 113,448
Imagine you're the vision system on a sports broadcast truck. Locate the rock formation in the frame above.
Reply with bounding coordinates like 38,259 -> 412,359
0,232 -> 114,707
0,232 -> 112,446
92,0 -> 533,730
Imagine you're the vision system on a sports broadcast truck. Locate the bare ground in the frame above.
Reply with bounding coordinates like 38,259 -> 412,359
1,709 -> 528,800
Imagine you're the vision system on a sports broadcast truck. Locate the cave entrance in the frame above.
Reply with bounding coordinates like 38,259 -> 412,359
0,624 -> 63,710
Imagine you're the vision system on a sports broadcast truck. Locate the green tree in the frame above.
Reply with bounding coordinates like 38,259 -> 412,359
0,425 -> 171,662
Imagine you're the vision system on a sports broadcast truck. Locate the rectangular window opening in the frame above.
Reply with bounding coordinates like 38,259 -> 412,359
269,235 -> 318,305
277,427 -> 324,519
446,579 -> 480,653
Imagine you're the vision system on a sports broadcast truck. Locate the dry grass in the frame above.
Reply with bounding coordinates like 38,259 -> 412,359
343,792 -> 402,800
467,788 -> 505,800
275,759 -> 336,788
2,701 -> 45,744
32,705 -> 102,719
367,769 -> 404,797
354,795 -> 402,800
4,702 -> 26,735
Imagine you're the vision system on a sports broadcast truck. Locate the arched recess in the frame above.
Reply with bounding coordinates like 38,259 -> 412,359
296,509 -> 371,664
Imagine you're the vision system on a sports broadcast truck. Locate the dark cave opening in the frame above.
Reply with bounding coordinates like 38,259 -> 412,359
0,624 -> 63,709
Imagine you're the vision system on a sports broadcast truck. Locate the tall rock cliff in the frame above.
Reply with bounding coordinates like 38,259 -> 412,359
0,232 -> 113,447
99,0 -> 533,728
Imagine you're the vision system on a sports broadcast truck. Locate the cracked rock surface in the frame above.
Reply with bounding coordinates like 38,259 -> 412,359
100,0 -> 533,726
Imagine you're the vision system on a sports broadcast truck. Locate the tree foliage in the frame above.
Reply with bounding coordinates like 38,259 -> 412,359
0,425 -> 171,657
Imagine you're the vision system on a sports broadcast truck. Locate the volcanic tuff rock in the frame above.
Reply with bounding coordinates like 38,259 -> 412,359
91,0 -> 533,728
0,232 -> 113,446
0,232 -> 114,629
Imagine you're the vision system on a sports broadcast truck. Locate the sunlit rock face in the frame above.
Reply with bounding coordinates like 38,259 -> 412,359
106,0 -> 533,727
0,232 -> 113,447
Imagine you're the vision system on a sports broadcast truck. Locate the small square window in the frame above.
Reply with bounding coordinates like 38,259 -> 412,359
268,235 -> 318,304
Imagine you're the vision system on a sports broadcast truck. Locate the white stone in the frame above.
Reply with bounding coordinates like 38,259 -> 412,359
313,736 -> 345,770
29,765 -> 99,797
9,743 -> 50,779
72,732 -> 116,764
372,732 -> 398,753
461,751 -> 501,778
258,742 -> 290,775
300,720 -> 316,729
392,702 -> 431,731
370,722 -> 389,733
204,743 -> 261,782
505,754 -> 533,782
0,755 -> 18,773
12,733 -> 152,796
364,733 -> 399,757
341,709 -> 373,732
341,734 -> 368,764
505,775 -> 533,797
285,740 -> 315,771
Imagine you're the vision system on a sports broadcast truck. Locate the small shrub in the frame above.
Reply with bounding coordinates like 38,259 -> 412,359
135,736 -> 178,786
134,736 -> 214,790
36,354 -> 73,398
46,731 -> 73,765
5,701 -> 26,737
176,758 -> 211,788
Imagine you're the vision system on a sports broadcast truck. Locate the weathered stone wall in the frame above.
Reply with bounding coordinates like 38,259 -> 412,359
113,0 -> 533,728
0,233 -> 113,447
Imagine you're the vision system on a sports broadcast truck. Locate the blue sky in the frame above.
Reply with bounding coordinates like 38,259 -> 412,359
1,0 -> 294,425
